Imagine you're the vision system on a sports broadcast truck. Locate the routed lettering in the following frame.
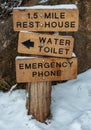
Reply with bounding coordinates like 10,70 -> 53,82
16,57 -> 77,82
44,12 -> 65,19
38,46 -> 70,55
32,70 -> 61,77
44,21 -> 76,28
39,37 -> 71,45
18,61 -> 73,70
16,21 -> 76,29
19,64 -> 24,69
13,8 -> 79,32
18,32 -> 73,58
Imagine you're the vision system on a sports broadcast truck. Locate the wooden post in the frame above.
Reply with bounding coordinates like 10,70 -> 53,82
13,4 -> 78,123
26,82 -> 52,122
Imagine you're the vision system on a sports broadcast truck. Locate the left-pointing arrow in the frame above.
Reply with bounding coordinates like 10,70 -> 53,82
22,40 -> 34,49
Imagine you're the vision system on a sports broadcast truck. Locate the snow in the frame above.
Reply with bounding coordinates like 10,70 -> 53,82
16,56 -> 37,59
0,69 -> 91,130
39,0 -> 48,4
72,52 -> 76,57
14,4 -> 77,10
16,54 -> 76,60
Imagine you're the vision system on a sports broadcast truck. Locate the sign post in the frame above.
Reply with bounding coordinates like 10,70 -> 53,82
16,57 -> 77,82
18,32 -> 74,58
13,4 -> 79,122
13,5 -> 79,32
26,82 -> 52,122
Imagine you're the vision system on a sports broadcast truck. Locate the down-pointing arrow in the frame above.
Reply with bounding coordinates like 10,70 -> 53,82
22,40 -> 34,49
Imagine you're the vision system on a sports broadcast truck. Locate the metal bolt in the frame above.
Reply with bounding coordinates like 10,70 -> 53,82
40,14 -> 43,17
40,23 -> 43,27
42,59 -> 45,62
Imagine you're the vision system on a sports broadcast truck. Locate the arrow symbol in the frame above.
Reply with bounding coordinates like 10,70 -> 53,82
22,40 -> 34,49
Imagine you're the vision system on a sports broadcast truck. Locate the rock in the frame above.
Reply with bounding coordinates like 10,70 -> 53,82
0,0 -> 91,90
0,17 -> 18,90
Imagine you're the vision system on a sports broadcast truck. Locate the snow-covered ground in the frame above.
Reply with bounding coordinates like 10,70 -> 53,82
0,69 -> 91,130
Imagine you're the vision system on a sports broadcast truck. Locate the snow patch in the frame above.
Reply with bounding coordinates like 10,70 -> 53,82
0,69 -> 91,130
16,56 -> 37,60
39,0 -> 48,4
14,4 -> 78,10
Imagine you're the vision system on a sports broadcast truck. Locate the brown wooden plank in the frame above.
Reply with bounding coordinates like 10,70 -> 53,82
18,32 -> 74,58
16,57 -> 77,82
13,6 -> 79,32
27,82 -> 52,122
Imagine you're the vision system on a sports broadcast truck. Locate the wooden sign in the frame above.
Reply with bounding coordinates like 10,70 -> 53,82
18,32 -> 74,58
16,57 -> 77,82
13,5 -> 79,32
